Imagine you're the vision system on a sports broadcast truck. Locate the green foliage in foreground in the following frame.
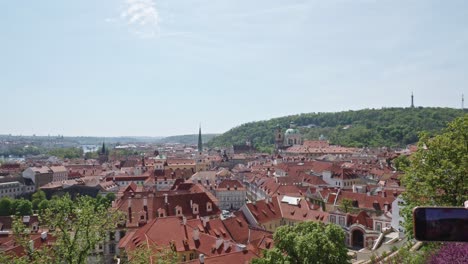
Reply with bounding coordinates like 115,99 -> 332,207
208,107 -> 465,150
123,243 -> 178,264
0,194 -> 124,264
252,221 -> 350,264
401,115 -> 468,238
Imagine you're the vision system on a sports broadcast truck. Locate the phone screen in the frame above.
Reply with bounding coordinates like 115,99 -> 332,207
413,207 -> 468,242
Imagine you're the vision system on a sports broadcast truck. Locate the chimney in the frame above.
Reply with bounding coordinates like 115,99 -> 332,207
40,231 -> 47,241
190,200 -> 193,208
199,254 -> 205,264
164,194 -> 168,204
182,216 -> 187,226
128,198 -> 132,223
143,197 -> 148,220
193,228 -> 200,241
215,238 -> 223,249
202,217 -> 209,228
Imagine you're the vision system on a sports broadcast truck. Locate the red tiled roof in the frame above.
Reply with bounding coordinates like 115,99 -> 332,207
277,195 -> 328,222
349,211 -> 374,229
217,179 -> 244,190
222,212 -> 251,244
114,186 -> 221,227
119,216 -> 242,258
335,191 -> 395,212
246,198 -> 282,225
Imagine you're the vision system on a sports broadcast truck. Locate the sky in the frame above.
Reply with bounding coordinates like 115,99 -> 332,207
1,0 -> 467,137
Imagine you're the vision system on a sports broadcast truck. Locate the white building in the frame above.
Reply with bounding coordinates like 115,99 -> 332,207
22,166 -> 53,188
0,178 -> 35,199
322,167 -> 361,189
50,166 -> 68,182
215,179 -> 246,210
391,195 -> 405,233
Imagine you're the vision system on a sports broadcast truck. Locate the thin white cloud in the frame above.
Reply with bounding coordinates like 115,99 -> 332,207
121,0 -> 160,38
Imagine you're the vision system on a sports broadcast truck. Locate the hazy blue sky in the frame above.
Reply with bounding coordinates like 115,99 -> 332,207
1,0 -> 467,137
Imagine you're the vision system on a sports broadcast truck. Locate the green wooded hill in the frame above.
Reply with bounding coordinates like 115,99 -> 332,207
207,107 -> 466,151
157,134 -> 219,145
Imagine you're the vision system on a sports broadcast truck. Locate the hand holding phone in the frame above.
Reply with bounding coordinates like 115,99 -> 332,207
413,207 -> 468,242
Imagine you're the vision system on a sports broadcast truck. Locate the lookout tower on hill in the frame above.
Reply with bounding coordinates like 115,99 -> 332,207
411,92 -> 414,108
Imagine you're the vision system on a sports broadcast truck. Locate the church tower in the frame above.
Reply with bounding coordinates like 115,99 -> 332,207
197,125 -> 203,153
196,125 -> 205,171
98,141 -> 109,164
274,125 -> 283,150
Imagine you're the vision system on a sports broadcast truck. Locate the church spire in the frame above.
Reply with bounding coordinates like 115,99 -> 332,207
101,141 -> 106,154
198,124 -> 203,153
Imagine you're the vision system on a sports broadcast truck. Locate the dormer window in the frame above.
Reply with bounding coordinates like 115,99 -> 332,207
206,202 -> 212,212
193,203 -> 199,214
157,208 -> 166,218
175,206 -> 182,216
32,222 -> 39,232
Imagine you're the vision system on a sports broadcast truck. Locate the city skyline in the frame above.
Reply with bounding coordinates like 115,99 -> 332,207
1,0 -> 467,137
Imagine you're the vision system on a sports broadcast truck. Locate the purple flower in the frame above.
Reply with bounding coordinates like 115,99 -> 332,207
427,243 -> 468,264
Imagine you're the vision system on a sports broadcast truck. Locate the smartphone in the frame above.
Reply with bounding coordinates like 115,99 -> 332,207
413,207 -> 468,242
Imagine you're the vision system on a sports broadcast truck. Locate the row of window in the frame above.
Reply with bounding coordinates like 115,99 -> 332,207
329,215 -> 346,226
0,188 -> 21,193
335,181 -> 357,187
221,196 -> 245,201
181,252 -> 196,261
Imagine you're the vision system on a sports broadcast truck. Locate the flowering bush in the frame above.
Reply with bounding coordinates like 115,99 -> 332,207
427,243 -> 468,264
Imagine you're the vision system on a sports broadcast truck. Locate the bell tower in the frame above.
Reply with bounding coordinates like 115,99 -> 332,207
274,125 -> 283,150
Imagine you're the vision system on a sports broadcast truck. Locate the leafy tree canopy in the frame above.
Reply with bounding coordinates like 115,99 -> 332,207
401,115 -> 468,238
0,196 -> 13,216
252,221 -> 350,264
40,194 -> 125,264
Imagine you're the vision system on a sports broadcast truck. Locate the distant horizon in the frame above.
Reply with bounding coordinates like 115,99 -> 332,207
1,105 -> 464,138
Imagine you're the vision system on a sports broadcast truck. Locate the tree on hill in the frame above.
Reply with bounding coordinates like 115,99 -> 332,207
207,107 -> 465,149
252,221 -> 350,264
401,115 -> 468,238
